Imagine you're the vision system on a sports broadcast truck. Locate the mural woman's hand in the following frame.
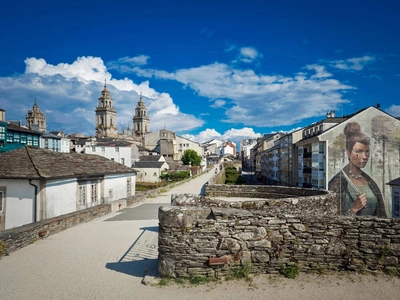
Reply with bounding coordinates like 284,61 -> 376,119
350,193 -> 367,213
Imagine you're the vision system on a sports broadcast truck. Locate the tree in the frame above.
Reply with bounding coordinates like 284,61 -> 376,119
181,149 -> 202,166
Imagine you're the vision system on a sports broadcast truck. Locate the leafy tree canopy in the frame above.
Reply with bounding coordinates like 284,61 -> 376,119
181,149 -> 202,166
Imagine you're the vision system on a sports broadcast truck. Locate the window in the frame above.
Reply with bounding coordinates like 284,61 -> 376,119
0,189 -> 4,212
115,147 -> 119,152
153,172 -> 157,176
14,133 -> 20,143
394,191 -> 400,218
79,185 -> 86,205
92,146 -> 96,152
91,183 -> 97,203
101,147 -> 105,152
319,144 -> 324,154
121,158 -> 125,165
127,178 -> 131,195
319,162 -> 324,171
111,158 -> 114,161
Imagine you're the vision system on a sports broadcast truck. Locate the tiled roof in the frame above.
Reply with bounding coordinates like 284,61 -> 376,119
7,123 -> 42,135
140,155 -> 162,162
388,177 -> 400,186
134,161 -> 167,169
0,146 -> 136,180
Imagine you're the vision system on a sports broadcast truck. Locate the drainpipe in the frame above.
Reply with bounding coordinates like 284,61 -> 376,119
29,180 -> 38,222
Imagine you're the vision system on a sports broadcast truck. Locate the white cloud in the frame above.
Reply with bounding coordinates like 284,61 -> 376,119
129,61 -> 353,127
330,55 -> 376,71
387,105 -> 400,117
0,56 -> 203,135
306,64 -> 333,79
211,99 -> 226,108
182,127 -> 261,144
239,47 -> 261,63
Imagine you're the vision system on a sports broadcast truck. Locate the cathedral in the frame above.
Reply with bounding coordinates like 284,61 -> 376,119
26,98 -> 46,132
94,81 -> 150,143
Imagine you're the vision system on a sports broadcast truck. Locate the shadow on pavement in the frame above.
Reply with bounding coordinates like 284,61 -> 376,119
106,226 -> 159,278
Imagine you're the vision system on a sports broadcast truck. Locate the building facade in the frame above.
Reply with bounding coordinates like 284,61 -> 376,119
132,93 -> 150,136
95,81 -> 118,138
26,99 -> 46,132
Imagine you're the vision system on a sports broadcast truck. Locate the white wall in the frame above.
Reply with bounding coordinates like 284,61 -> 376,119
45,178 -> 77,218
84,145 -> 132,167
103,173 -> 136,202
0,179 -> 38,230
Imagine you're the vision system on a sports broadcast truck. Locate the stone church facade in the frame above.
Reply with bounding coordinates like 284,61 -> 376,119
26,98 -> 46,132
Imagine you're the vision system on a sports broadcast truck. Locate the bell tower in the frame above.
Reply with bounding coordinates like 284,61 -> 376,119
132,93 -> 150,136
95,80 -> 117,138
26,98 -> 46,132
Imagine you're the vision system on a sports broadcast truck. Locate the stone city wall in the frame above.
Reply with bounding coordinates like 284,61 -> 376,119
205,184 -> 329,198
171,192 -> 337,216
159,198 -> 400,278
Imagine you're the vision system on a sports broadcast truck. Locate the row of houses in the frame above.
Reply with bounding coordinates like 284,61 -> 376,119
0,146 -> 137,231
241,105 -> 400,218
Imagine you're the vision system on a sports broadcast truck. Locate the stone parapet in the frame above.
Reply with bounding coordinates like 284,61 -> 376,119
158,205 -> 400,278
171,192 -> 338,216
205,184 -> 329,198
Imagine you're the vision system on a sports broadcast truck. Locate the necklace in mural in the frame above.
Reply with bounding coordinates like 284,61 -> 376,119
349,171 -> 362,180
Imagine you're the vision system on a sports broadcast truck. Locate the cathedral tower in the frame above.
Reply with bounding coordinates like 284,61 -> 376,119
132,93 -> 150,136
95,81 -> 117,138
26,98 -> 46,132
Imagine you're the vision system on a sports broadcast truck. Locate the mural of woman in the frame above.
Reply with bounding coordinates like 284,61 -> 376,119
328,122 -> 387,217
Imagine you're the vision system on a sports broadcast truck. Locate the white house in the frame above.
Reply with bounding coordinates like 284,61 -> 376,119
83,139 -> 135,167
134,155 -> 169,183
0,146 -> 137,231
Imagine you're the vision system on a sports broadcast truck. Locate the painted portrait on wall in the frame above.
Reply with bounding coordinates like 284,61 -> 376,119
325,108 -> 400,218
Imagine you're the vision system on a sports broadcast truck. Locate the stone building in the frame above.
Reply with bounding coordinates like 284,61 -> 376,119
132,93 -> 150,136
26,98 -> 46,132
95,81 -> 118,138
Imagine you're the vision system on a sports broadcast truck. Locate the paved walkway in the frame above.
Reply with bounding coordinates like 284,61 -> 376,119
0,171 -> 215,300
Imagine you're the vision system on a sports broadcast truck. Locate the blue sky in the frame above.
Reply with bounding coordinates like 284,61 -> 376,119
0,0 -> 399,144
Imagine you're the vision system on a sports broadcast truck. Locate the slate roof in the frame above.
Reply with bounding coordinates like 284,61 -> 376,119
134,161 -> 167,169
387,178 -> 400,186
6,123 -> 42,135
0,146 -> 136,180
139,155 -> 162,162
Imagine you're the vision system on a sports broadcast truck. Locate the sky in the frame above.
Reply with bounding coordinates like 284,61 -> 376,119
0,0 -> 399,145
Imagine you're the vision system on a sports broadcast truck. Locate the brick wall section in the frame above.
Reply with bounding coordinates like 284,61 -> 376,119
158,206 -> 400,278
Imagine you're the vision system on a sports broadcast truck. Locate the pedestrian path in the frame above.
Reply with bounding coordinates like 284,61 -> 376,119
0,171 -> 214,300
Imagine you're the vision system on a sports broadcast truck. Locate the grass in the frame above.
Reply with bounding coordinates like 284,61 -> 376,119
281,264 -> 300,279
225,262 -> 253,282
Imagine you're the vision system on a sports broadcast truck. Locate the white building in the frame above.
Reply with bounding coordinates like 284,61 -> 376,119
134,155 -> 169,183
0,146 -> 136,231
83,139 -> 136,167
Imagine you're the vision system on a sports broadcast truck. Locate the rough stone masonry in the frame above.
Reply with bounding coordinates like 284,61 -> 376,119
158,189 -> 400,278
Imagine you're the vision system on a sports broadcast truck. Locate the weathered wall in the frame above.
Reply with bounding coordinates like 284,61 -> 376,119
205,184 -> 330,198
171,193 -> 337,216
158,205 -> 400,278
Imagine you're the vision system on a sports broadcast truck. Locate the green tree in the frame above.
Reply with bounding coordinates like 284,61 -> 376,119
181,149 -> 202,166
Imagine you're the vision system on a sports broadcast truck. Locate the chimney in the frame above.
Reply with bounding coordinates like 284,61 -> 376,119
377,103 -> 381,110
0,108 -> 5,122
